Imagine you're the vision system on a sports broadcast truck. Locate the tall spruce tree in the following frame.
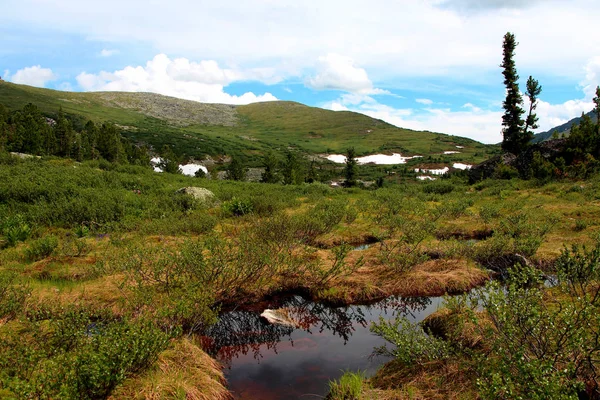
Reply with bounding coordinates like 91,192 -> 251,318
524,76 -> 542,139
501,32 -> 526,155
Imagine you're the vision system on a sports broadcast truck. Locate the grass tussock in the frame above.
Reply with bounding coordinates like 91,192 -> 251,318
368,359 -> 478,400
110,338 -> 232,400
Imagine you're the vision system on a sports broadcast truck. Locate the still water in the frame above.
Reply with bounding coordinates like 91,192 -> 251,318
202,295 -> 444,399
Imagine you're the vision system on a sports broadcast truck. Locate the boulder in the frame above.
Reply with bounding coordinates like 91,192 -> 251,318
175,187 -> 218,205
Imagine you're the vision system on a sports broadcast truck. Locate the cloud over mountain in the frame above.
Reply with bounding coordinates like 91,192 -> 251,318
76,54 -> 277,105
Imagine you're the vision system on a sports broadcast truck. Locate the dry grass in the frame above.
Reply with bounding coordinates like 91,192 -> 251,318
318,257 -> 490,304
110,338 -> 232,400
368,358 -> 479,400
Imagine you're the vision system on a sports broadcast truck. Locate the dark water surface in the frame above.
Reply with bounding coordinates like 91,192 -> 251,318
202,295 -> 444,399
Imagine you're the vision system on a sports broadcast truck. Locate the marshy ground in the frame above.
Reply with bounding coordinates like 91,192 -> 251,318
1,155 -> 600,399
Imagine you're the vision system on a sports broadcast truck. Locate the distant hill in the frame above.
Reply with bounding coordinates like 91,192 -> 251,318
533,110 -> 597,143
0,81 -> 496,163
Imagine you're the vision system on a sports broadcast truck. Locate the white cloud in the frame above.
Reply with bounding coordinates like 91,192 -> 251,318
3,0 -> 599,83
76,54 -> 278,105
581,56 -> 600,100
307,53 -> 388,95
100,49 -> 118,57
10,65 -> 57,87
416,98 -> 434,105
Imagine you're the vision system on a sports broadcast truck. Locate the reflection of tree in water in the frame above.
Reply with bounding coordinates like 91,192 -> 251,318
200,310 -> 293,366
201,295 -> 434,366
363,296 -> 433,321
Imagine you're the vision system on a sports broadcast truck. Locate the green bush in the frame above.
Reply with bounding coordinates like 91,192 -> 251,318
422,181 -> 454,195
1,214 -> 32,247
222,197 -> 254,216
0,273 -> 30,320
0,313 -> 171,400
25,235 -> 58,261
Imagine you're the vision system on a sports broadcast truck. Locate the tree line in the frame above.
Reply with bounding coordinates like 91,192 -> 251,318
0,103 -> 149,165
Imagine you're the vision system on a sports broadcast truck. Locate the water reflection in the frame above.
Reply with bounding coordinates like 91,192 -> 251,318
202,295 -> 436,366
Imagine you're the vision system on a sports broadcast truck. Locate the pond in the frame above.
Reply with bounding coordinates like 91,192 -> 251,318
201,295 -> 444,399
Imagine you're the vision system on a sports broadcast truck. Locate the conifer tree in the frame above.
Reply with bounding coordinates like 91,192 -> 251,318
282,151 -> 304,185
501,32 -> 526,154
343,147 -> 358,187
524,76 -> 542,139
260,151 -> 279,183
226,156 -> 246,181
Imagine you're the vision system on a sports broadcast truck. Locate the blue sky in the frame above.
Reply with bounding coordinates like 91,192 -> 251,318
1,0 -> 599,144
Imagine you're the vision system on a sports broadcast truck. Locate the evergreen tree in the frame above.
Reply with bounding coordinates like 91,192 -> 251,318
282,151 -> 304,185
20,103 -> 46,155
226,156 -> 246,181
343,147 -> 358,187
306,160 -> 318,183
501,32 -> 526,155
523,76 -> 542,139
260,151 -> 279,183
54,108 -> 75,157
159,145 -> 181,174
83,120 -> 100,160
98,123 -> 125,163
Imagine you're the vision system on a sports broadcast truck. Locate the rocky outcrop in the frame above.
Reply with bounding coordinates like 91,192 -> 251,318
469,139 -> 566,182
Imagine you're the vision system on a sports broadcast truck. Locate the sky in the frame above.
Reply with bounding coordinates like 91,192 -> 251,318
1,0 -> 600,144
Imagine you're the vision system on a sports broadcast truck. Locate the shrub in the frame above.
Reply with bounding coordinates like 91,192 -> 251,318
25,235 -> 58,261
222,197 -> 254,216
422,181 -> 454,195
0,273 -> 30,320
1,214 -> 32,248
371,316 -> 452,365
493,163 -> 519,180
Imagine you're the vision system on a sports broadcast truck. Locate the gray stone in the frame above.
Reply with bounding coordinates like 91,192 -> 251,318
175,187 -> 218,205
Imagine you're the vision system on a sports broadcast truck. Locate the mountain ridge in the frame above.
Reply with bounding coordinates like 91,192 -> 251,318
0,81 -> 495,162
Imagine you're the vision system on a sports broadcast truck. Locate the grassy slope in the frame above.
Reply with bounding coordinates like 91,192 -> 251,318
0,81 -> 496,162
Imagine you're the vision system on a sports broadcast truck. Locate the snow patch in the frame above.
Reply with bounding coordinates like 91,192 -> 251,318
453,163 -> 472,170
150,157 -> 208,176
415,167 -> 450,175
326,153 -> 421,165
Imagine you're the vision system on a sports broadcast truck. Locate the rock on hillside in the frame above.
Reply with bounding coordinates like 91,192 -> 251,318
469,139 -> 566,181
97,92 -> 239,127
175,187 -> 218,205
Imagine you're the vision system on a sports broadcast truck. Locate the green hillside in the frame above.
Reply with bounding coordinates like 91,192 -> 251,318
0,81 -> 496,162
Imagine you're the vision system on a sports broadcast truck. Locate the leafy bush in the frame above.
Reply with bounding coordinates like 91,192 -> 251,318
222,197 -> 254,216
493,163 -> 519,180
0,313 -> 171,400
1,214 -> 32,248
0,273 -> 30,320
25,235 -> 58,261
371,316 -> 452,365
422,181 -> 454,195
